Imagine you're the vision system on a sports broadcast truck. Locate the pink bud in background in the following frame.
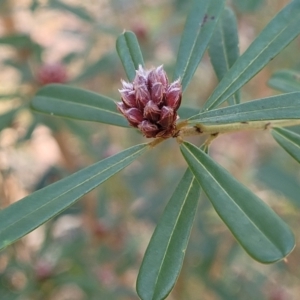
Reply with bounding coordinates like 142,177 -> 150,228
37,63 -> 68,85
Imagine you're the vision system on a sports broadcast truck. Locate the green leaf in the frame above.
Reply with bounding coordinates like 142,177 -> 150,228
31,84 -> 129,128
136,168 -> 201,300
173,0 -> 225,91
177,105 -> 199,120
204,0 -> 300,110
272,127 -> 300,163
256,163 -> 300,208
180,141 -> 295,263
0,107 -> 22,132
233,0 -> 265,12
71,52 -> 118,83
268,69 -> 300,93
49,0 -> 94,22
188,92 -> 300,124
208,7 -> 240,105
0,143 -> 148,250
0,34 -> 33,48
116,31 -> 144,81
0,93 -> 21,100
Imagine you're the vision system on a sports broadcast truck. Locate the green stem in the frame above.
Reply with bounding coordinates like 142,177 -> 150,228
179,119 -> 300,137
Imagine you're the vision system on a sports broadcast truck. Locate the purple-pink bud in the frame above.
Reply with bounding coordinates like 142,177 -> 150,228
138,120 -> 159,138
148,65 -> 168,88
116,102 -> 127,115
143,100 -> 161,121
117,65 -> 182,138
150,82 -> 164,105
158,106 -> 176,128
165,79 -> 181,110
125,108 -> 143,126
119,88 -> 136,107
134,83 -> 150,109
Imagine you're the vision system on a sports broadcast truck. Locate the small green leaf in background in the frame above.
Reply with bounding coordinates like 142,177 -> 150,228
256,163 -> 300,208
70,52 -> 118,83
180,141 -> 295,263
173,0 -> 225,91
31,84 -> 129,128
116,31 -> 144,81
0,143 -> 148,250
0,34 -> 33,48
272,127 -> 300,164
49,0 -> 94,23
233,0 -> 265,12
0,106 -> 23,132
137,168 -> 201,300
0,93 -> 21,101
203,0 -> 300,110
188,92 -> 300,124
208,7 -> 240,105
268,69 -> 300,93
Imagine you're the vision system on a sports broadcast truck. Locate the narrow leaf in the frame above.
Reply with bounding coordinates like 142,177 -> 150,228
31,84 -> 129,128
180,141 -> 295,263
0,107 -> 21,131
49,0 -> 94,22
272,127 -> 300,163
256,163 -> 300,208
188,92 -> 300,124
116,31 -> 144,81
173,0 -> 225,91
0,34 -> 33,48
137,168 -> 201,300
268,69 -> 300,93
204,0 -> 300,110
177,105 -> 199,120
0,143 -> 148,250
208,7 -> 240,105
233,0 -> 265,12
71,52 -> 118,83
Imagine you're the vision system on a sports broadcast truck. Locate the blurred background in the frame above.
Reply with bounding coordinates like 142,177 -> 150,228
0,0 -> 300,299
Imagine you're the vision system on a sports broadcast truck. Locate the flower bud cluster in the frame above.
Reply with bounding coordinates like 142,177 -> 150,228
117,65 -> 182,138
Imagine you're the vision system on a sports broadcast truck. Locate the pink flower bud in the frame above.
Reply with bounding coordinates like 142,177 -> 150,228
150,82 -> 164,105
116,102 -> 127,115
119,89 -> 135,107
135,83 -> 150,109
125,108 -> 143,126
158,106 -> 176,128
138,120 -> 159,138
143,100 -> 161,121
165,79 -> 182,110
148,65 -> 168,88
117,65 -> 182,138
